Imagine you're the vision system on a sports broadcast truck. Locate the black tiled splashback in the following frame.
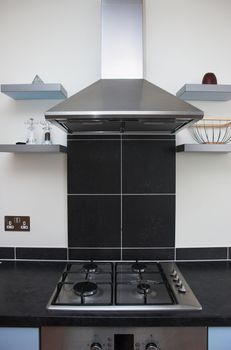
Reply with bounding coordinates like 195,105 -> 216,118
67,135 -> 176,259
1,136 -> 230,263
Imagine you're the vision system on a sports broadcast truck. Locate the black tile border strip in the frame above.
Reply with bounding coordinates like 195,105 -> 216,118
0,247 -> 15,260
1,247 -> 231,262
15,247 -> 67,261
176,247 -> 227,261
122,248 -> 174,260
69,248 -> 121,260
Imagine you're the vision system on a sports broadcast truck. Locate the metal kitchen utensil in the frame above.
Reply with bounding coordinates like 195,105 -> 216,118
190,118 -> 231,144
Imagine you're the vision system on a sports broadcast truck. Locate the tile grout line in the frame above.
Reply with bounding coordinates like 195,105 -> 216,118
27,246 -> 173,249
67,193 -> 176,196
120,135 -> 123,261
2,257 -> 228,262
67,139 -> 175,142
14,247 -> 16,260
69,247 -> 121,250
227,247 -> 229,260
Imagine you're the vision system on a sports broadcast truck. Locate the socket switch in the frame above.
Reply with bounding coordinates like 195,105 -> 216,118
5,216 -> 30,231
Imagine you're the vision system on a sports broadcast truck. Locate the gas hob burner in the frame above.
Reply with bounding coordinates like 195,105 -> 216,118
73,281 -> 98,297
132,262 -> 147,273
137,282 -> 151,295
82,262 -> 98,273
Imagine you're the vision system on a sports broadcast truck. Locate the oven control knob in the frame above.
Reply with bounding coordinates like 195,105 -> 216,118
90,343 -> 102,350
145,342 -> 159,350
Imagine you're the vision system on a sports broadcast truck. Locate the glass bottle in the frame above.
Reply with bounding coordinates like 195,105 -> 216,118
25,118 -> 37,144
41,121 -> 52,145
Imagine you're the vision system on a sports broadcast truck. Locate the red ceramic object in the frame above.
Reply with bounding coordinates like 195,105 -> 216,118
202,72 -> 217,84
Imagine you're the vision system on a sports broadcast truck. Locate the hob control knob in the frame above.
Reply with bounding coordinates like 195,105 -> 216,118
145,342 -> 159,350
90,343 -> 102,350
173,274 -> 179,282
178,285 -> 186,293
171,270 -> 177,277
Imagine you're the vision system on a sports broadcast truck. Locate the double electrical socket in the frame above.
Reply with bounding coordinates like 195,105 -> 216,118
5,216 -> 30,232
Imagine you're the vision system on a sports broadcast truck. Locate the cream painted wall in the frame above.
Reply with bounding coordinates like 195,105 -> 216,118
144,0 -> 231,247
0,0 -> 101,247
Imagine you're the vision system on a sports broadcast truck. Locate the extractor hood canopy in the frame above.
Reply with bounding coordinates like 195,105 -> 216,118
45,0 -> 203,134
45,79 -> 203,134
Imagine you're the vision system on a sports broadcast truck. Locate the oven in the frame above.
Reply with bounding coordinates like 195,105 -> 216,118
41,327 -> 207,350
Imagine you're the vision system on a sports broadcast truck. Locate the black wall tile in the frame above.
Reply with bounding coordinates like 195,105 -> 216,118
122,195 -> 175,247
122,140 -> 175,193
69,248 -> 121,260
68,195 -> 121,247
16,248 -> 67,260
176,247 -> 227,261
0,247 -> 14,259
122,248 -> 174,260
68,140 -> 121,194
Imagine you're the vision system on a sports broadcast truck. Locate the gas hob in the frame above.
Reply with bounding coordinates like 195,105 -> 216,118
47,261 -> 201,311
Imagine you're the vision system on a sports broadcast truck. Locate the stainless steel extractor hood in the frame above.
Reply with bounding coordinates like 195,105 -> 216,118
45,78 -> 203,134
45,0 -> 203,134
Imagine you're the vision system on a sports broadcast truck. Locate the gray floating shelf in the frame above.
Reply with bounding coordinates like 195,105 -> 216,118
176,144 -> 231,153
1,83 -> 67,100
176,84 -> 231,101
0,145 -> 67,153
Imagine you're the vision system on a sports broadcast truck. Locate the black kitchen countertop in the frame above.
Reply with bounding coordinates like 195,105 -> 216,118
0,260 -> 231,327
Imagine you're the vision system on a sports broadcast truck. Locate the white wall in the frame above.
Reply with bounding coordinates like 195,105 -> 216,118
1,0 -> 231,249
0,0 -> 101,247
144,0 -> 231,247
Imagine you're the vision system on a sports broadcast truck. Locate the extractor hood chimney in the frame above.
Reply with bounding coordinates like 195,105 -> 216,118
45,0 -> 203,134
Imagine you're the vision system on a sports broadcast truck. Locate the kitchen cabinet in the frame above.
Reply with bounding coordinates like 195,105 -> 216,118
176,84 -> 231,101
0,328 -> 39,350
208,327 -> 231,350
